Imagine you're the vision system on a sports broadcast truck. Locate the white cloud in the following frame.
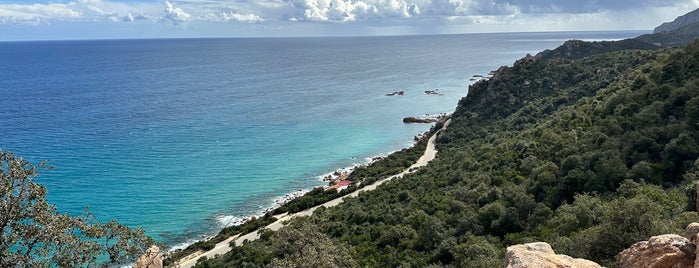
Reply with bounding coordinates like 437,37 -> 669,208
1,0 -> 696,26
0,3 -> 81,21
227,12 -> 265,22
164,0 -> 191,23
123,13 -> 135,21
203,9 -> 265,22
0,15 -> 48,26
417,0 -> 519,17
0,0 -> 698,39
0,0 -> 160,25
295,0 -> 425,22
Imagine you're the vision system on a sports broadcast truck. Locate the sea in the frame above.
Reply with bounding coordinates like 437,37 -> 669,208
0,31 -> 645,248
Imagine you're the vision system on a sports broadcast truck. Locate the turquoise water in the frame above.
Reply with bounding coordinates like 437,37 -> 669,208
0,31 -> 644,247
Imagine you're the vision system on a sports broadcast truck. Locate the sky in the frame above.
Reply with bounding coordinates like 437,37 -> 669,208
1,0 -> 698,40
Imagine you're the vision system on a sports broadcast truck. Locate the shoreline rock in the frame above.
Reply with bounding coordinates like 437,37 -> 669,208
403,113 -> 451,124
134,245 -> 163,268
424,89 -> 443,95
403,117 -> 438,123
385,91 -> 404,96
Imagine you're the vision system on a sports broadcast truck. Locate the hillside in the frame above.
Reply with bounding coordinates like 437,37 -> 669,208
654,8 -> 699,33
184,34 -> 699,267
635,8 -> 699,47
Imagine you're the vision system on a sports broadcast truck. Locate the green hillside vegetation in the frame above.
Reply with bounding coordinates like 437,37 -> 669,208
646,8 -> 699,47
163,140 -> 431,266
192,40 -> 699,267
636,31 -> 699,47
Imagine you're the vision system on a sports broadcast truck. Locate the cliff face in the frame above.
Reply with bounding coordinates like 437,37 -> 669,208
638,8 -> 699,47
654,8 -> 699,33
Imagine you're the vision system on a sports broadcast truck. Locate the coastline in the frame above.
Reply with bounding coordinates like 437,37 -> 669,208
170,117 -> 451,267
166,126 -> 434,252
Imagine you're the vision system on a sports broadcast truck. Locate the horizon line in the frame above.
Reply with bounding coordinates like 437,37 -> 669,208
0,29 -> 651,43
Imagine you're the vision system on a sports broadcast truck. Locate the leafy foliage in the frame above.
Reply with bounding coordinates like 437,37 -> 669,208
0,150 -> 154,267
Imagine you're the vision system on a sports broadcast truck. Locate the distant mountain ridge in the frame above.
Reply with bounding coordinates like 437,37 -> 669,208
534,39 -> 658,60
654,8 -> 699,33
633,8 -> 699,47
525,9 -> 699,60
535,9 -> 699,52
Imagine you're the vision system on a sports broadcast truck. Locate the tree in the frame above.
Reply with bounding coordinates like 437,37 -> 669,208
0,150 -> 154,267
268,222 -> 357,268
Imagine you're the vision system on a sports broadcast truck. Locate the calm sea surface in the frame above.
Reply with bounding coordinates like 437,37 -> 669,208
0,31 -> 644,247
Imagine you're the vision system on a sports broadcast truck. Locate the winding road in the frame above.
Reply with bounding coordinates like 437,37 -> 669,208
175,119 -> 450,268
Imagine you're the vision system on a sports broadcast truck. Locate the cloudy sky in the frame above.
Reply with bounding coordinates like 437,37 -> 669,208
1,0 -> 698,40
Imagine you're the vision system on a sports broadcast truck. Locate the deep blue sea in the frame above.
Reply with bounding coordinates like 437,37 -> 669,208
0,31 -> 644,248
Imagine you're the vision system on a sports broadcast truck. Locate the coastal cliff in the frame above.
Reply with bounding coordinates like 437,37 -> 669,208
654,8 -> 699,33
636,8 -> 699,47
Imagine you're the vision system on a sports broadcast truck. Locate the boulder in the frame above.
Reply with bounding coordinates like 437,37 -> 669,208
402,117 -> 438,124
505,242 -> 602,268
424,89 -> 443,95
616,234 -> 695,268
685,222 -> 699,243
134,245 -> 163,268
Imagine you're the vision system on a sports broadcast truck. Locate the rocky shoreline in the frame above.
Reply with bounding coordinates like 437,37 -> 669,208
403,112 -> 451,124
167,151 -> 397,253
164,112 -> 446,257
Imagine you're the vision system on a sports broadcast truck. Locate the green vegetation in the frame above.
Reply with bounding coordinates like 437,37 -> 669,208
193,39 -> 699,267
0,150 -> 155,267
163,214 -> 278,266
164,129 -> 431,265
271,136 -> 429,215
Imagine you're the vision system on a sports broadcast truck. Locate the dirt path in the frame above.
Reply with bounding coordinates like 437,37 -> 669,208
175,119 -> 450,268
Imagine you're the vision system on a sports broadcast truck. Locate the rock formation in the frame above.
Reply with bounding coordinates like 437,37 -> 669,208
505,242 -> 602,268
403,113 -> 450,124
506,223 -> 699,268
134,245 -> 163,268
616,234 -> 695,268
616,223 -> 699,268
424,89 -> 443,95
402,117 -> 438,124
385,91 -> 404,96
